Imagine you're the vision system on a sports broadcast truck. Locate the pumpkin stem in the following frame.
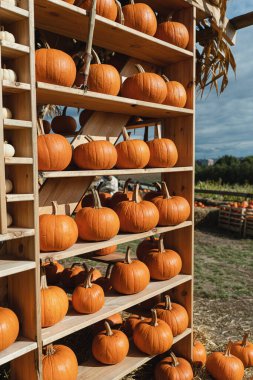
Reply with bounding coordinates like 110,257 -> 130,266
153,182 -> 162,191
144,126 -> 149,142
164,295 -> 172,310
170,352 -> 179,367
129,0 -> 134,4
158,234 -> 165,253
82,262 -> 89,272
45,344 -> 56,356
123,178 -> 132,194
92,189 -> 102,209
162,74 -> 170,83
84,135 -> 94,142
115,0 -> 124,24
133,183 -> 141,204
242,333 -> 249,347
51,201 -> 58,215
40,267 -> 48,290
105,264 -> 113,279
62,106 -> 68,116
125,246 -> 133,264
71,263 -> 81,269
225,341 -> 233,357
154,124 -> 162,139
150,309 -> 159,327
104,321 -> 114,336
83,268 -> 94,288
135,64 -> 145,74
91,48 -> 101,64
122,127 -> 130,141
161,182 -> 171,199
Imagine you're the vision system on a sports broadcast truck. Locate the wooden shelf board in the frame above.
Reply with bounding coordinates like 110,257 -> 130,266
77,328 -> 192,380
0,1 -> 29,23
2,80 -> 31,94
137,0 -> 189,13
41,166 -> 193,179
34,0 -> 192,66
36,82 -> 193,118
0,338 -> 37,366
0,40 -> 30,58
3,119 -> 33,129
0,228 -> 35,242
6,194 -> 34,202
0,259 -> 36,278
41,274 -> 192,345
92,252 -> 137,264
5,157 -> 33,164
39,221 -> 192,261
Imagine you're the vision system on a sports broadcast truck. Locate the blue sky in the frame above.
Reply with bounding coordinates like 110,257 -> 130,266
196,0 -> 253,159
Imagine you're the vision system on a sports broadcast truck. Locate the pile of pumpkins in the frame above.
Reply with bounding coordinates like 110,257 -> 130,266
224,200 -> 253,209
39,181 -> 190,252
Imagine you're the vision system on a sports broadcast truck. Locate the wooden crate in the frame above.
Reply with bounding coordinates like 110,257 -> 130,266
244,208 -> 253,238
219,205 -> 246,234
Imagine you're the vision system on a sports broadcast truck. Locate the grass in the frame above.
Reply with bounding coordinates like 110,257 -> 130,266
196,180 -> 253,201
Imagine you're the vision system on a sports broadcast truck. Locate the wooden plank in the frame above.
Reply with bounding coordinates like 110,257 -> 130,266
36,82 -> 193,118
4,119 -> 32,129
0,338 -> 37,366
6,194 -> 34,202
0,1 -> 29,23
2,80 -> 31,93
0,259 -> 35,277
0,40 -> 29,59
42,275 -> 192,345
40,221 -> 193,261
34,0 -> 192,67
5,157 -> 33,164
0,228 -> 35,242
77,329 -> 192,380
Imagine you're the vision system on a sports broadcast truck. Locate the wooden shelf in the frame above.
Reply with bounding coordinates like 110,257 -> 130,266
3,119 -> 33,129
40,221 -> 192,261
0,259 -> 35,278
2,80 -> 31,94
77,328 -> 192,380
34,0 -> 192,67
0,40 -> 30,59
41,166 -> 193,179
0,228 -> 35,242
41,274 -> 192,345
0,338 -> 37,366
36,82 -> 193,118
6,194 -> 34,202
5,157 -> 33,164
0,1 -> 29,23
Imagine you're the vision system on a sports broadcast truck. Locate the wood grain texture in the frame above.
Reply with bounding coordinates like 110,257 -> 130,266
0,40 -> 29,59
0,338 -> 37,366
0,259 -> 35,277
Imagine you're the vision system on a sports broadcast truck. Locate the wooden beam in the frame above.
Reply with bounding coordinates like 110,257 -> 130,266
230,12 -> 253,30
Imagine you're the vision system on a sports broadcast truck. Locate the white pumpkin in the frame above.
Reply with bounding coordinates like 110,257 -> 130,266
0,66 -> 17,82
5,179 -> 13,194
7,213 -> 13,227
4,141 -> 15,158
0,27 -> 15,44
2,107 -> 12,119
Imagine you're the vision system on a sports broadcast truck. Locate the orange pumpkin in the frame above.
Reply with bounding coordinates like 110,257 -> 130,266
122,0 -> 157,36
75,189 -> 120,241
92,313 -> 123,336
193,340 -> 207,367
124,314 -> 144,337
72,268 -> 105,314
114,183 -> 159,233
94,264 -> 113,293
94,245 -> 117,256
162,75 -> 187,108
109,178 -> 134,207
92,321 -> 129,364
133,309 -> 173,355
143,182 -> 162,202
73,262 -> 102,287
0,307 -> 19,352
51,107 -> 77,135
155,20 -> 189,49
121,64 -> 167,104
116,128 -> 150,169
79,109 -> 93,127
37,134 -> 72,171
155,295 -> 189,336
40,201 -> 78,252
136,236 -> 159,261
79,0 -> 118,21
35,48 -> 76,87
155,352 -> 194,380
42,344 -> 78,380
82,184 -> 112,208
231,333 -> 253,368
43,259 -> 64,285
152,182 -> 191,226
73,136 -> 117,170
61,263 -> 83,289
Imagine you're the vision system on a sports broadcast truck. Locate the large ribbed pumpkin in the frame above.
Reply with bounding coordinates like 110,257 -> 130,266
155,20 -> 189,49
38,134 -> 72,171
0,307 -> 19,352
73,136 -> 117,170
231,334 -> 253,368
51,107 -> 77,135
152,182 -> 191,226
116,128 -> 150,169
35,48 -> 76,87
110,247 -> 150,295
163,75 -> 187,108
121,64 -> 167,104
155,353 -> 194,380
114,183 -> 159,233
79,0 -> 118,21
75,189 -> 120,241
40,201 -> 78,252
122,0 -> 157,36
42,344 -> 78,380
155,295 -> 189,336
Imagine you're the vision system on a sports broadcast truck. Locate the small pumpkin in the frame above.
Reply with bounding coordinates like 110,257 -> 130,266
206,341 -> 244,380
151,182 -> 191,226
7,213 -> 12,227
37,134 -> 72,171
155,295 -> 188,336
41,268 -> 69,328
143,182 -> 162,202
115,128 -> 150,169
0,65 -> 17,82
114,183 -> 159,233
73,136 -> 117,170
79,109 -> 93,127
43,120 -> 51,134
136,236 -> 159,261
40,201 -> 78,252
72,268 -> 105,314
133,309 -> 173,355
82,184 -> 112,208
155,19 -> 189,49
193,340 -> 207,367
79,0 -> 118,21
231,333 -> 253,368
51,107 -> 77,135
42,344 -> 78,380
94,264 -> 113,293
121,64 -> 167,104
61,263 -> 83,289
5,179 -> 13,194
36,47 -> 76,87
122,0 -> 157,36
94,245 -> 117,256
43,259 -> 64,285
109,178 -> 137,208
0,26 -> 15,43
124,314 -> 144,337
4,141 -> 15,158
110,247 -> 150,295
155,352 -> 194,380
0,307 -> 19,352
2,107 -> 12,119
141,234 -> 182,281
76,189 -> 120,241
92,313 -> 123,335
162,75 -> 187,108
92,321 -> 129,364
73,262 -> 102,287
